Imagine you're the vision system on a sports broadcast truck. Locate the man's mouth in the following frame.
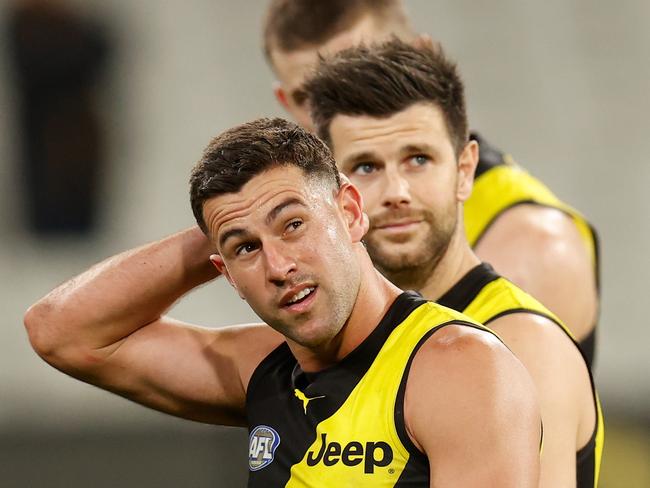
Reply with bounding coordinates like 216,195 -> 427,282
376,219 -> 421,228
287,286 -> 316,305
374,219 -> 423,233
280,284 -> 319,313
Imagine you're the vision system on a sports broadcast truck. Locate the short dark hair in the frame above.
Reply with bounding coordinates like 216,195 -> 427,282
304,39 -> 469,156
190,117 -> 340,235
262,0 -> 410,67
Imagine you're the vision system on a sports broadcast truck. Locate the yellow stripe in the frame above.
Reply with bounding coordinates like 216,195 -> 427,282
460,276 -> 603,487
594,394 -> 605,486
286,303 -> 481,486
464,162 -> 597,267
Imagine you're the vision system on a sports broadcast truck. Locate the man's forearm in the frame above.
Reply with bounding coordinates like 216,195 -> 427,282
24,227 -> 219,354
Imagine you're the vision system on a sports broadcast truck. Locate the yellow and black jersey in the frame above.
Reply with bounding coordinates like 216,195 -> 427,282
465,133 -> 600,367
437,262 -> 604,488
245,292 -> 495,487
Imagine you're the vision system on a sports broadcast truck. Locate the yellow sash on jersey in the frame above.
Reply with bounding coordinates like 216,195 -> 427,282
286,303 -> 484,487
462,276 -> 604,487
464,160 -> 597,268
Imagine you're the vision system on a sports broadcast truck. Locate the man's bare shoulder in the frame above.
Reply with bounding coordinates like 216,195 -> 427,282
410,323 -> 514,383
474,204 -> 597,340
486,312 -> 590,399
478,204 -> 586,258
404,324 -> 541,486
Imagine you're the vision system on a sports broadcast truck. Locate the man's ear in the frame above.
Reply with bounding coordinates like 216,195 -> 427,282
336,178 -> 369,242
457,140 -> 479,202
273,81 -> 291,111
210,254 -> 243,298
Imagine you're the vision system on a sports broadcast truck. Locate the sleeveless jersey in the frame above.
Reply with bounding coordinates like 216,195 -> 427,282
437,263 -> 604,488
245,292 -> 496,487
465,133 -> 600,367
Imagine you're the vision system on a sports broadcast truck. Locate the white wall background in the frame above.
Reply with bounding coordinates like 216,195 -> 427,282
0,0 -> 648,436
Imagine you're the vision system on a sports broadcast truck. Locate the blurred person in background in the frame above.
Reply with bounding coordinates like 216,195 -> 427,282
262,0 -> 601,368
6,0 -> 111,235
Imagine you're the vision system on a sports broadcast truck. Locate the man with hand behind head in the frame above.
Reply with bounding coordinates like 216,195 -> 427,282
25,117 -> 541,487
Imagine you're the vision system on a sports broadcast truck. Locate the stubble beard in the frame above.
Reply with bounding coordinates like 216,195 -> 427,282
364,210 -> 457,292
268,256 -> 361,351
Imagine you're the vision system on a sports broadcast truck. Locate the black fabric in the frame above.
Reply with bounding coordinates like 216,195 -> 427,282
579,327 -> 596,370
576,423 -> 597,488
583,221 -> 600,368
470,132 -> 506,178
245,291 -> 426,487
436,262 -> 500,312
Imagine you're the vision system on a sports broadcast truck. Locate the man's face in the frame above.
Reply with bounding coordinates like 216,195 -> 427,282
203,166 -> 363,348
329,103 -> 476,288
270,15 -> 390,131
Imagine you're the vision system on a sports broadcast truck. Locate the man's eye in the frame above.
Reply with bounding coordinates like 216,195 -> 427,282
236,243 -> 259,256
351,163 -> 377,175
292,90 -> 308,107
410,155 -> 430,167
286,220 -> 303,232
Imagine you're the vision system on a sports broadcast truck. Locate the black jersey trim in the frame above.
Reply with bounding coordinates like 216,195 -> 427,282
579,327 -> 596,371
436,262 -> 500,312
470,132 -> 506,179
249,291 -> 427,399
585,220 -> 600,368
289,291 -> 428,390
470,199 -> 539,247
246,341 -> 292,410
393,320 -> 498,463
588,221 -> 601,292
576,425 -> 597,488
469,200 -> 599,367
482,307 -> 599,479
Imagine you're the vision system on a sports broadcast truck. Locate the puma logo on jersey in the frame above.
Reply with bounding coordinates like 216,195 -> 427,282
294,388 -> 325,414
306,432 -> 394,474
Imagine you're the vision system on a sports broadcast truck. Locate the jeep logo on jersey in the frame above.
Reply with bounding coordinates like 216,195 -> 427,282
306,433 -> 393,474
249,425 -> 281,471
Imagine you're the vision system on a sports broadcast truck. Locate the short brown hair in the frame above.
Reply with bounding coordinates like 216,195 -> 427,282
189,118 -> 340,235
262,0 -> 411,66
304,39 -> 469,156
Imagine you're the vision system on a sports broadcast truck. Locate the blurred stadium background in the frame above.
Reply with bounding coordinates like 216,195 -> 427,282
0,1 -> 648,486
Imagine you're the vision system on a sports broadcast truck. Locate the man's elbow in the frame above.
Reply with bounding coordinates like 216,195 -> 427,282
24,300 -> 56,356
23,299 -> 84,370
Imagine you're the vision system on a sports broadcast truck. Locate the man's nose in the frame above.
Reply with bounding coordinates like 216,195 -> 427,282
381,168 -> 412,209
264,240 -> 297,286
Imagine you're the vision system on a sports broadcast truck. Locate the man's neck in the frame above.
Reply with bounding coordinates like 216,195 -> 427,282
418,230 -> 481,302
291,249 -> 402,373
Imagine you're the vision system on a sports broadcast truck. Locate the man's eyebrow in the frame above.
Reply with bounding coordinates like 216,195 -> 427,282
341,151 -> 379,168
219,227 -> 248,249
266,197 -> 305,225
399,143 -> 437,157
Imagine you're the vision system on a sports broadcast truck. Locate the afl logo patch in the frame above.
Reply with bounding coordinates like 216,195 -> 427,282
249,425 -> 281,471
